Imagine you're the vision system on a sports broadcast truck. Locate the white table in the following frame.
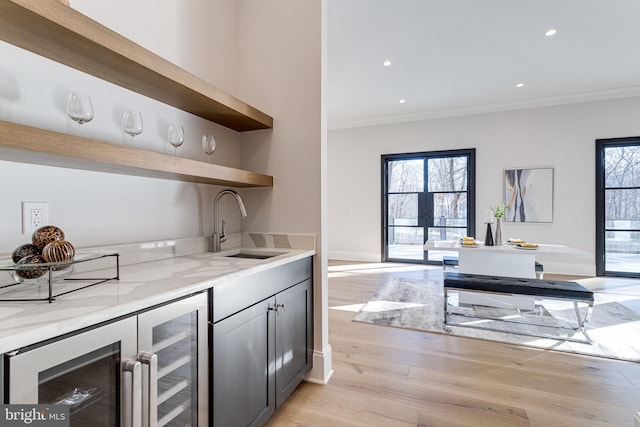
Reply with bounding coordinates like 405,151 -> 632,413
424,240 -> 585,309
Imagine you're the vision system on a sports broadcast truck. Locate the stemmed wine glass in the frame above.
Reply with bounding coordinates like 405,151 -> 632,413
202,134 -> 216,163
122,111 -> 143,145
167,124 -> 185,155
66,93 -> 94,136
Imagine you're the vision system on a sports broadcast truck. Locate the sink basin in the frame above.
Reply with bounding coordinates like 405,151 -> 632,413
221,251 -> 284,260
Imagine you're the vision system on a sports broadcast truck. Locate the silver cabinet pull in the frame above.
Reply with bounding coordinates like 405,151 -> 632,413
139,352 -> 158,427
123,359 -> 142,427
268,303 -> 286,313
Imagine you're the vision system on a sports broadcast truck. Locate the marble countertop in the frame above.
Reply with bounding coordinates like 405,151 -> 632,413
0,247 -> 314,354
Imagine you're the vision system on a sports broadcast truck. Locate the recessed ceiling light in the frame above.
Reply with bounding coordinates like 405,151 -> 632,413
383,60 -> 391,67
544,28 -> 557,37
516,83 -> 525,88
399,99 -> 406,103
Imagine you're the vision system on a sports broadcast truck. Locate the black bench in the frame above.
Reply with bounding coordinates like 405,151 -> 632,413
443,272 -> 594,343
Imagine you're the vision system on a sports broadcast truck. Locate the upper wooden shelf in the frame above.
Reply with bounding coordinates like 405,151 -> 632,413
0,120 -> 274,187
0,0 -> 273,132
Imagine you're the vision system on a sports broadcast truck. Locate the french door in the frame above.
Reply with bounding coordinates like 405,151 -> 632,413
382,149 -> 475,263
596,137 -> 640,277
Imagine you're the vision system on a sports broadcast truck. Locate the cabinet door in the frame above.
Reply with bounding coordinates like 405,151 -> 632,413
275,279 -> 313,407
213,298 -> 275,427
8,317 -> 138,427
137,293 -> 208,426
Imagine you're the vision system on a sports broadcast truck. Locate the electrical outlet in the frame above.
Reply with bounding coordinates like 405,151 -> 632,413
22,202 -> 49,234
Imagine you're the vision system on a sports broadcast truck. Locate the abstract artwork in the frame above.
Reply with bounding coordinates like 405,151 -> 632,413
503,167 -> 553,222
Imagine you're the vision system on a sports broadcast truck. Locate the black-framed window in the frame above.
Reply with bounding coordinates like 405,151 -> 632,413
595,137 -> 640,277
381,149 -> 475,264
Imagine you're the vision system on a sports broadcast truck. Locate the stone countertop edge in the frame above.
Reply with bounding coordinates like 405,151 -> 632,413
0,248 -> 315,354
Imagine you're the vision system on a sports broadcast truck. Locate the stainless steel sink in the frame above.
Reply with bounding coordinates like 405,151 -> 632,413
221,251 -> 284,260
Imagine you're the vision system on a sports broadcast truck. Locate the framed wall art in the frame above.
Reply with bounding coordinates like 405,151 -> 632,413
503,167 -> 554,223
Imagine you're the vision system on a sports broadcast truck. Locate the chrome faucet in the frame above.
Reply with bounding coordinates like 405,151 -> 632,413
212,189 -> 247,252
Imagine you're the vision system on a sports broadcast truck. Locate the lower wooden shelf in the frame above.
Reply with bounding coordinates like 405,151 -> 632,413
0,120 -> 274,188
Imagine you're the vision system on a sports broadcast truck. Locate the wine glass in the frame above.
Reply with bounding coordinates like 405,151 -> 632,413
66,93 -> 94,136
167,124 -> 185,155
202,134 -> 216,163
122,111 -> 143,145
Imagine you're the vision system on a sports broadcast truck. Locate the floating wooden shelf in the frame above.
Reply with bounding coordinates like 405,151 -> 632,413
0,120 -> 274,188
0,0 -> 273,132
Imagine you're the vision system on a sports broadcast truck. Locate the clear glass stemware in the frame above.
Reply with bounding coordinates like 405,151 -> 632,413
122,111 -> 143,145
168,124 -> 185,155
66,93 -> 94,136
202,134 -> 216,163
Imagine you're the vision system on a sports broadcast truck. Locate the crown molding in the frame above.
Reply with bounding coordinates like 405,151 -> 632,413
328,86 -> 640,131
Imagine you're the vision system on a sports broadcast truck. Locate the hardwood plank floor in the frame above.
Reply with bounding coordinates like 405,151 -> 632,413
267,261 -> 640,426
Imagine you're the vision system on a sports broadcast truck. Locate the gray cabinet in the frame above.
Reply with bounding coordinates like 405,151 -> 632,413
274,279 -> 313,407
213,297 -> 274,426
212,258 -> 313,427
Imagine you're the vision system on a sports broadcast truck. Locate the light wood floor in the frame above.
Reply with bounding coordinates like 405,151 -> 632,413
267,261 -> 640,427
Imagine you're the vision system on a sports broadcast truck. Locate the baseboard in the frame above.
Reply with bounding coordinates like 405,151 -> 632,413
327,251 -> 597,276
541,261 -> 596,277
305,345 -> 334,385
328,250 -> 380,262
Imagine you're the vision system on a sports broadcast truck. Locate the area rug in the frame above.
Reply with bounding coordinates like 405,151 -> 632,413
352,277 -> 640,362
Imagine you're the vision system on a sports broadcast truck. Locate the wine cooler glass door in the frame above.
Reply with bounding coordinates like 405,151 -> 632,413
137,293 -> 208,426
8,317 -> 138,427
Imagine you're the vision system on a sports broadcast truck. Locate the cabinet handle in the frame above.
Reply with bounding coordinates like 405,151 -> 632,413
139,352 -> 158,427
268,303 -> 286,312
123,359 -> 142,427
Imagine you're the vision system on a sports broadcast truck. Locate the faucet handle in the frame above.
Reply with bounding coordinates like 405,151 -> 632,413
220,219 -> 227,243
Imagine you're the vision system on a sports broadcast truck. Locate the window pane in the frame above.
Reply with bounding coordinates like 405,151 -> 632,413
605,189 -> 640,223
605,146 -> 640,187
388,227 -> 423,260
605,231 -> 640,272
388,159 -> 424,192
428,157 -> 467,192
427,227 -> 467,241
433,193 -> 467,226
388,194 -> 418,225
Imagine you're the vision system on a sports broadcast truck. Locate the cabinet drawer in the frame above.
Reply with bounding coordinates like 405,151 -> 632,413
212,257 -> 312,323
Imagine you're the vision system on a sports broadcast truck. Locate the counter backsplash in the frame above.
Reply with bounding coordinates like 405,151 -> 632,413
71,233 -> 316,273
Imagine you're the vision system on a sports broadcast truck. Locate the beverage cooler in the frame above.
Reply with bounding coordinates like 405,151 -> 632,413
5,292 -> 208,426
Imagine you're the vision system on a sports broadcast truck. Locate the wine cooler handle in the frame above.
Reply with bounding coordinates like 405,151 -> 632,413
139,352 -> 158,427
123,359 -> 142,427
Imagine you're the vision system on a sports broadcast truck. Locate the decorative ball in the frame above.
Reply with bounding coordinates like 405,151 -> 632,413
12,243 -> 41,263
42,240 -> 75,263
32,225 -> 65,251
15,254 -> 47,280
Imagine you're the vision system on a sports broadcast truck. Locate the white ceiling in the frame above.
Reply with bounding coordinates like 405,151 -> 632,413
327,0 -> 640,129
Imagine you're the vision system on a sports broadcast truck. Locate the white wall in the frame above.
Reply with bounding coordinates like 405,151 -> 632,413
237,0 -> 331,384
0,1 -> 247,254
71,0 -> 239,96
328,96 -> 640,275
